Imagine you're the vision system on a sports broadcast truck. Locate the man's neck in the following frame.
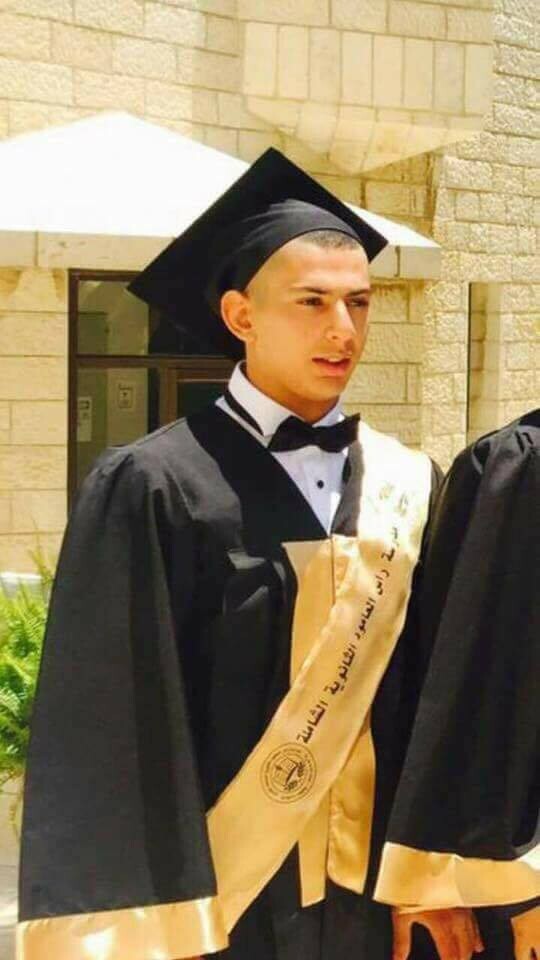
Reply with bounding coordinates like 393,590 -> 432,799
244,362 -> 339,424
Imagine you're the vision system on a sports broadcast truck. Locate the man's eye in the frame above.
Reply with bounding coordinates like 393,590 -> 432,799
348,299 -> 369,308
299,298 -> 322,306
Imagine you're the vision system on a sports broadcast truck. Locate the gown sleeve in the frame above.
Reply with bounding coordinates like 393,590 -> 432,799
374,420 -> 540,912
17,447 -> 229,960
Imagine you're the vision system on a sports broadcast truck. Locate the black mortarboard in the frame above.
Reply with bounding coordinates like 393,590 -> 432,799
128,148 -> 387,359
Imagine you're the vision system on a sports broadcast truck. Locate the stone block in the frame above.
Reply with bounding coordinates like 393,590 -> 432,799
0,57 -> 73,105
362,324 -> 422,363
332,0 -> 386,32
52,24 -> 113,72
198,0 -> 235,13
3,0 -> 72,19
434,42 -> 464,114
204,125 -> 238,154
278,26 -> 309,100
7,102 -> 89,137
493,73 -> 525,106
459,252 -> 512,282
389,0 -> 446,39
512,256 -> 540,282
344,364 -> 407,403
145,80 -> 193,119
75,70 -> 145,111
489,224 -> 517,253
407,365 -> 421,403
497,44 -> 539,80
501,0 -> 536,19
373,36 -> 403,108
447,8 -> 493,43
0,533 -> 63,573
217,91 -> 270,129
468,223 -> 491,253
0,446 -> 66,490
365,180 -> 411,216
145,3 -> 206,46
491,162 -> 525,196
499,369 -> 536,400
403,39 -> 433,110
371,284 -> 409,324
356,404 -> 421,446
0,269 -> 67,312
429,402 -> 467,436
0,358 -> 66,401
517,228 -> 536,254
192,88 -> 218,124
11,401 -> 67,445
494,12 -> 532,48
113,37 -> 176,80
455,190 -> 481,221
238,129 -> 282,161
206,16 -> 239,54
0,313 -> 66,357
493,103 -> 538,138
74,0 -> 144,33
310,29 -> 340,104
465,44 -> 493,115
11,490 -> 67,534
480,192 -> 507,223
427,281 -> 466,312
425,343 -> 466,374
505,341 -> 537,370
243,23 -> 277,96
453,372 -> 467,402
195,49 -> 241,93
444,156 -> 492,190
247,95 -> 300,133
0,13 -> 50,61
238,0 -> 329,26
505,135 -> 539,167
436,313 -> 468,342
0,497 -> 10,534
422,434 -> 453,471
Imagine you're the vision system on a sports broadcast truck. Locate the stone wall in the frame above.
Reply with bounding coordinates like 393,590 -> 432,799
0,269 -> 68,572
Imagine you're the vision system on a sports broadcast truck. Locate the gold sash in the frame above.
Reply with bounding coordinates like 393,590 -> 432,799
208,423 -> 432,934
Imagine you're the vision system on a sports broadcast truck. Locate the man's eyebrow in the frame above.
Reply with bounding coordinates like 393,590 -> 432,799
290,285 -> 371,295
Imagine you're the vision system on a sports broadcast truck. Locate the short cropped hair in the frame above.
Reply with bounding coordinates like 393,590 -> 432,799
298,229 -> 365,252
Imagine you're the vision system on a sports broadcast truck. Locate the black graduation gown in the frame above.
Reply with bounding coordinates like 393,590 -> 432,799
376,410 -> 540,958
18,405 -> 442,960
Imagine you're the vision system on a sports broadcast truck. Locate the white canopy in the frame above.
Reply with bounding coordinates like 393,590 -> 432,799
0,112 -> 440,278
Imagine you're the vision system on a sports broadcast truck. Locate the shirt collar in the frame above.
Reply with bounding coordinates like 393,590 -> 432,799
227,362 -> 343,439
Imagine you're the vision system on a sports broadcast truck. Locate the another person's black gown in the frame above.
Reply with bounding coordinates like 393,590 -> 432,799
377,409 -> 540,958
19,405 -> 445,960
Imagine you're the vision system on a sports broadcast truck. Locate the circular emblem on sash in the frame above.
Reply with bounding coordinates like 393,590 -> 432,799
261,744 -> 316,803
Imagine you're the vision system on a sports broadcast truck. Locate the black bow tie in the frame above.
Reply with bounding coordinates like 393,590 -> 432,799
223,388 -> 360,454
268,413 -> 360,453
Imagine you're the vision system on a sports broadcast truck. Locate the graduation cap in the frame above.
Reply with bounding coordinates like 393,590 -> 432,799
128,147 -> 387,359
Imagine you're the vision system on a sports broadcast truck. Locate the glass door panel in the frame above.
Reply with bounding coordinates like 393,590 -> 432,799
76,366 -> 162,487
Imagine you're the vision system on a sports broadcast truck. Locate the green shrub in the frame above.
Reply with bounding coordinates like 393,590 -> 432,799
0,555 -> 53,790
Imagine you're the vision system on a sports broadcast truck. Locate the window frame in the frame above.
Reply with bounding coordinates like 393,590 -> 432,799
68,269 -> 233,508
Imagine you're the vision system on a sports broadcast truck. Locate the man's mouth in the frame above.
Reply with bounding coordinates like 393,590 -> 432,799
312,356 -> 352,376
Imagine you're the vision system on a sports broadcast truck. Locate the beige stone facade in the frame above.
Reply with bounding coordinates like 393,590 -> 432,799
0,0 -> 538,572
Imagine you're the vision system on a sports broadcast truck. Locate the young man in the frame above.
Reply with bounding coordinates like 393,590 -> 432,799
377,409 -> 540,959
18,150 -> 478,960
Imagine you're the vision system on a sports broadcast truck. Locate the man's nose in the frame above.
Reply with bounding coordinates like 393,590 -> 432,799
325,300 -> 356,343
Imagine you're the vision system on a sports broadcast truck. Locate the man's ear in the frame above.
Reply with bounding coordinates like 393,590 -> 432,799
220,289 -> 256,345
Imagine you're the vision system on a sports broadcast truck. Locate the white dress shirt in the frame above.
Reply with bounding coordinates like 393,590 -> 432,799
216,364 -> 348,533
